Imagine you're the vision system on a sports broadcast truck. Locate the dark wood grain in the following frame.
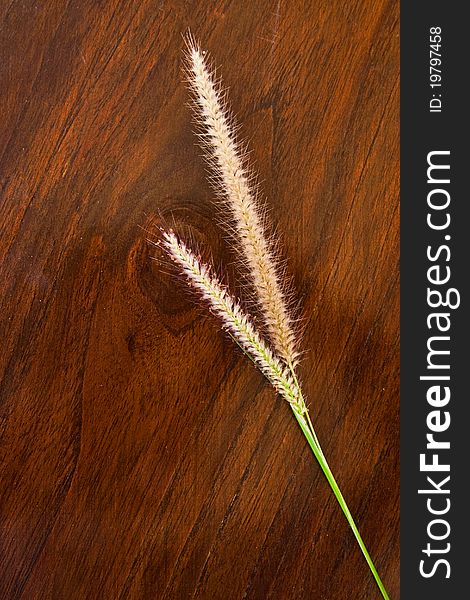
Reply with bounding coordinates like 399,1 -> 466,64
0,1 -> 399,598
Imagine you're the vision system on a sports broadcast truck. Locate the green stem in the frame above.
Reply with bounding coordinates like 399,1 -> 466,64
291,408 -> 390,600
287,361 -> 324,458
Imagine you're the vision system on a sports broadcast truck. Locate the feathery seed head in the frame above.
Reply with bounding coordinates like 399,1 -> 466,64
161,230 -> 303,410
184,38 -> 299,367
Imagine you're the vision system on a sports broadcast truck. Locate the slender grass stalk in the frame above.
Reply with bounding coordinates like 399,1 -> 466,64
292,405 -> 390,600
160,38 -> 391,598
161,230 -> 389,599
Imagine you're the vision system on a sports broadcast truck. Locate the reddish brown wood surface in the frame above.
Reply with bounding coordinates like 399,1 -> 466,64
0,1 -> 399,598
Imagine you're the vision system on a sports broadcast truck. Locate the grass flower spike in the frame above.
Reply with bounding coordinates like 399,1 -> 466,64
159,39 -> 391,599
162,231 -> 305,414
185,38 -> 298,367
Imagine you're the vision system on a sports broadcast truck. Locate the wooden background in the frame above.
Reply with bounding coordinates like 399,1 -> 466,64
0,1 -> 399,598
